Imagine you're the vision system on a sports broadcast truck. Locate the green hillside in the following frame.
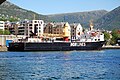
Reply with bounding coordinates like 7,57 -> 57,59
0,1 -> 49,21
95,6 -> 120,30
48,10 -> 108,27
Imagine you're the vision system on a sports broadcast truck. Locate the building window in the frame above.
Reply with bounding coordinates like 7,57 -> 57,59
23,24 -> 25,26
30,27 -> 32,29
0,23 -> 3,24
35,21 -> 37,23
29,24 -> 32,26
57,29 -> 59,31
34,24 -> 38,26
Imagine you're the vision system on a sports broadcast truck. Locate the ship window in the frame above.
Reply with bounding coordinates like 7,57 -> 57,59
98,39 -> 100,41
95,39 -> 97,41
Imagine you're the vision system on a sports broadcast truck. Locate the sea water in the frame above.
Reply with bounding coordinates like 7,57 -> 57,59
0,49 -> 120,80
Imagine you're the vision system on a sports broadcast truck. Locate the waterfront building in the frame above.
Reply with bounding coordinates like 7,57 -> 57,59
44,22 -> 65,38
0,21 -> 5,31
52,22 -> 64,35
44,22 -> 54,34
70,23 -> 83,40
44,22 -> 84,40
18,20 -> 44,37
5,21 -> 18,35
63,22 -> 71,41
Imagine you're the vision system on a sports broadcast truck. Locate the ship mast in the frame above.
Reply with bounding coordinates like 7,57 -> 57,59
33,14 -> 36,20
89,19 -> 94,31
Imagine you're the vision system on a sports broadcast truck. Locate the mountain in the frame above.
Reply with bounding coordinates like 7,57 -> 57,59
48,10 -> 108,27
0,1 -> 49,21
95,6 -> 120,30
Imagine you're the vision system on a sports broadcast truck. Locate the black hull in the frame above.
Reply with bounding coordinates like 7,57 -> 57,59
117,39 -> 120,46
118,42 -> 120,46
8,41 -> 105,51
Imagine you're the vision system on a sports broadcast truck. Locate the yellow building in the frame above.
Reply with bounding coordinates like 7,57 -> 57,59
63,22 -> 71,40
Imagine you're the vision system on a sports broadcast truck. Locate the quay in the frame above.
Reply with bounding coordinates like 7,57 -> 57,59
0,46 -> 7,52
102,45 -> 120,49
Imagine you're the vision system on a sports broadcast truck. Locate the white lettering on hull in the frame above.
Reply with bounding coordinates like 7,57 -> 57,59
71,43 -> 86,46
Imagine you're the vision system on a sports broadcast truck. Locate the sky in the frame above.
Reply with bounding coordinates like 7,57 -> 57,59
9,0 -> 120,15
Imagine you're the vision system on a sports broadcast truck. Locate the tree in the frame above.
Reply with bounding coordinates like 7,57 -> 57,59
110,29 -> 120,45
0,29 -> 4,35
103,31 -> 111,45
4,30 -> 10,35
9,17 -> 19,22
0,30 -> 10,35
103,31 -> 110,41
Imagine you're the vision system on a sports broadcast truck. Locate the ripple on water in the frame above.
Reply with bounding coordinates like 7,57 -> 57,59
0,50 -> 120,80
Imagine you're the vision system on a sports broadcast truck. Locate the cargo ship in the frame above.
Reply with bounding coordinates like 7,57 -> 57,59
8,22 -> 105,51
8,40 -> 105,51
8,29 -> 105,51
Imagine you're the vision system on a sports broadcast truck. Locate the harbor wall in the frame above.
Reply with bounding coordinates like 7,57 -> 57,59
0,46 -> 7,51
102,45 -> 120,49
